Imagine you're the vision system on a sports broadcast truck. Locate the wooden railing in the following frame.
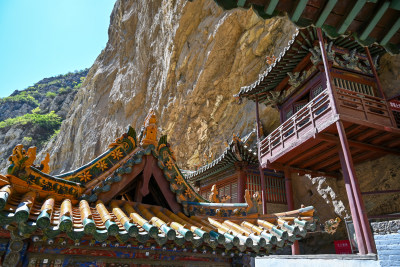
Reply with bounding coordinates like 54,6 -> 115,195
259,86 -> 396,164
260,89 -> 332,159
335,88 -> 395,127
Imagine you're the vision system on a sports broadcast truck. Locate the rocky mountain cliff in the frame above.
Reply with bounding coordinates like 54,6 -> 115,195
43,0 -> 295,173
0,69 -> 88,172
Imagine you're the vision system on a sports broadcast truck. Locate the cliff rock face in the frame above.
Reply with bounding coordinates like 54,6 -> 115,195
44,0 -> 295,173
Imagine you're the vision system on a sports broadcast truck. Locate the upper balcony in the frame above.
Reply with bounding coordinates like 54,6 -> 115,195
259,84 -> 400,174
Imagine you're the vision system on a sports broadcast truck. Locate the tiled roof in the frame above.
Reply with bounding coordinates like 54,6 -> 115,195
0,111 -> 319,261
185,137 -> 258,182
0,186 -> 316,255
235,27 -> 385,104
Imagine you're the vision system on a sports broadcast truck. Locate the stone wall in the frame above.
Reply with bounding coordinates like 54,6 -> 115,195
372,219 -> 400,267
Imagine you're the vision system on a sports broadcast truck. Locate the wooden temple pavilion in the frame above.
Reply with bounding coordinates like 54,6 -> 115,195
235,26 -> 400,256
0,111 -> 317,267
186,135 -> 287,208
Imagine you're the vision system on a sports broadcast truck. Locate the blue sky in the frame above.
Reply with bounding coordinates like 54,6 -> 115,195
0,0 -> 116,97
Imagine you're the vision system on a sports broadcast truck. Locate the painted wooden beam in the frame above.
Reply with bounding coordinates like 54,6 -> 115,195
338,0 -> 367,35
237,0 -> 246,7
315,0 -> 337,27
360,1 -> 390,40
291,0 -> 308,23
265,0 -> 278,15
381,17 -> 400,46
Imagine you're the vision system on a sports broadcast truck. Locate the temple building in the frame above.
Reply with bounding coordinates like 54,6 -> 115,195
0,112 -> 317,267
235,26 -> 400,255
186,136 -> 287,213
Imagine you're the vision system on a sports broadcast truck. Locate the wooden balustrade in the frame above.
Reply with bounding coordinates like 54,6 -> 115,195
260,89 -> 332,160
335,88 -> 395,127
259,85 -> 396,168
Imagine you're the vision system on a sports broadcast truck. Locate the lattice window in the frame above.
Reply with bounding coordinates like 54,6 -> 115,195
285,109 -> 293,120
333,77 -> 375,96
231,182 -> 238,203
265,175 -> 286,204
311,85 -> 324,99
246,174 -> 262,197
246,174 -> 287,204
294,101 -> 307,112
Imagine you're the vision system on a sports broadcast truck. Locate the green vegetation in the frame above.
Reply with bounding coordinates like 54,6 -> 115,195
0,108 -> 62,130
0,68 -> 89,107
46,92 -> 57,98
22,136 -> 33,144
0,93 -> 39,106
50,129 -> 61,139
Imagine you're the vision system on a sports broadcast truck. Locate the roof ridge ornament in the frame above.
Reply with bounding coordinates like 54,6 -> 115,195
140,110 -> 158,148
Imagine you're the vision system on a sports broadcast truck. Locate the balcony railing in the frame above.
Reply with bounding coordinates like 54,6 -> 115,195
259,85 -> 396,166
336,88 -> 395,127
260,88 -> 332,160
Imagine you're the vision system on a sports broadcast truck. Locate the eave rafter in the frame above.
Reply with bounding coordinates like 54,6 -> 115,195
204,0 -> 400,54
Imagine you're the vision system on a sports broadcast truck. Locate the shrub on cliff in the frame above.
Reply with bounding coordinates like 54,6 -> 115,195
0,108 -> 62,131
0,93 -> 39,107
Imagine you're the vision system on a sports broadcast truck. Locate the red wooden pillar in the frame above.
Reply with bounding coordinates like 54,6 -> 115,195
338,148 -> 367,254
284,167 -> 300,255
236,162 -> 247,203
255,95 -> 268,215
336,121 -> 376,254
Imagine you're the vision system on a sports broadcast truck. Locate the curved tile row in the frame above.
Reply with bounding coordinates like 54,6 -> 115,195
235,26 -> 386,103
185,138 -> 258,181
0,187 -> 316,254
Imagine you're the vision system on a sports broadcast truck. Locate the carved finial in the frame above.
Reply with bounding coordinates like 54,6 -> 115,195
266,55 -> 277,65
208,184 -> 230,203
245,190 -> 253,210
209,184 -> 220,203
140,110 -> 158,147
7,144 -> 37,176
232,133 -> 241,142
245,190 -> 262,214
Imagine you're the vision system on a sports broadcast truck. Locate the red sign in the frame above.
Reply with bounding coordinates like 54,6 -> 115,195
334,240 -> 352,254
389,99 -> 400,112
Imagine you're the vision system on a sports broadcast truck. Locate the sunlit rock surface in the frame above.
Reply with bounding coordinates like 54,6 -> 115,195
43,0 -> 295,172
